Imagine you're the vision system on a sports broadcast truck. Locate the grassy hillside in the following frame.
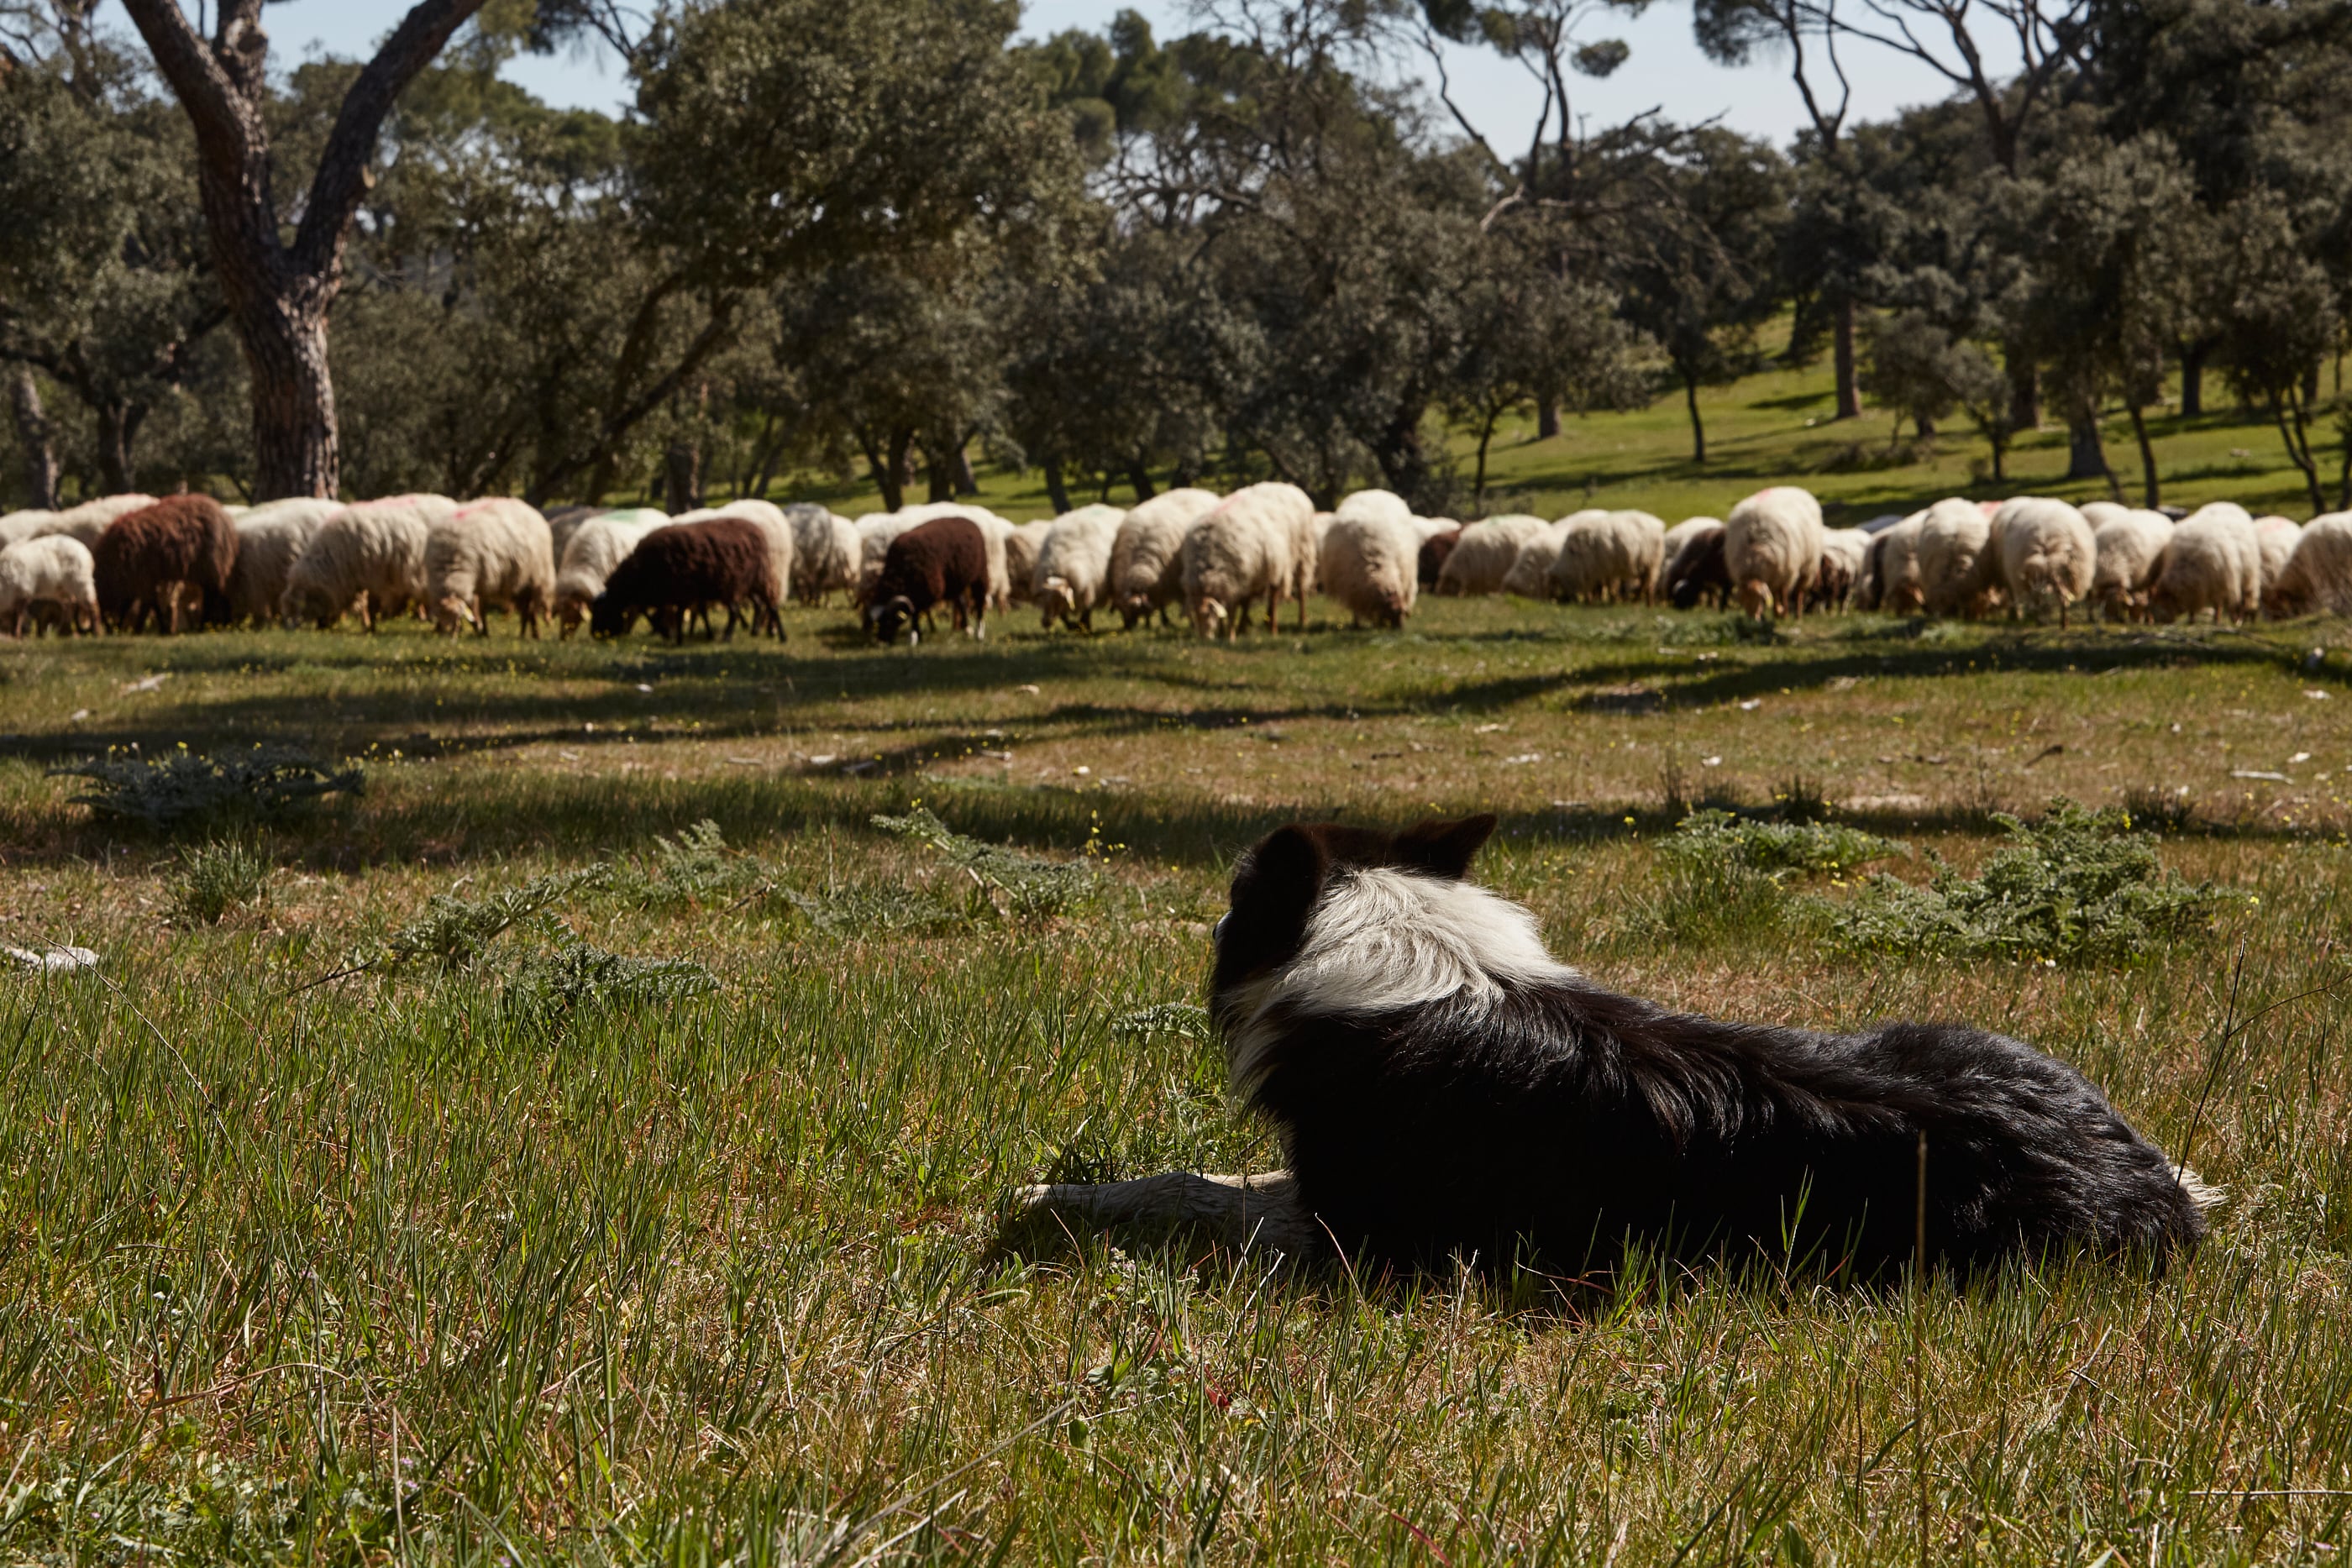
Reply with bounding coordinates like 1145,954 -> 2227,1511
749,351 -> 2344,526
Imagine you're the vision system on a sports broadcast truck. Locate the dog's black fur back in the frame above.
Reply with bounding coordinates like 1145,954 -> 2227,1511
1212,815 -> 2209,1278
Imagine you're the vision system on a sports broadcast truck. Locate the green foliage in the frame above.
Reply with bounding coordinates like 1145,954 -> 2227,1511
1661,810 -> 1909,880
614,819 -> 771,907
165,837 -> 272,926
872,805 -> 1103,920
51,747 -> 363,831
1109,1002 -> 1213,1041
377,866 -> 610,972
772,881 -> 975,936
1826,800 -> 2242,963
496,939 -> 718,1029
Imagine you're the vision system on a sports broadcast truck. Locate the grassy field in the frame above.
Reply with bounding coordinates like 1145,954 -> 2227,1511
740,351 -> 2347,527
4,595 -> 2352,1563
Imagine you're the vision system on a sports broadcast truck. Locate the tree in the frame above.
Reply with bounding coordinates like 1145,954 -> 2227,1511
2213,190 -> 2342,511
118,0 -> 492,499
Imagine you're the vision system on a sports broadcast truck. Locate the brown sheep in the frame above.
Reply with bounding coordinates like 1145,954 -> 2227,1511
95,496 -> 238,634
865,516 -> 990,644
1417,527 -> 1461,590
588,517 -> 781,643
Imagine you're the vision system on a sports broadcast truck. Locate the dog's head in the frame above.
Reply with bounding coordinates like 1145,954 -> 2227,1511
1212,814 -> 1498,998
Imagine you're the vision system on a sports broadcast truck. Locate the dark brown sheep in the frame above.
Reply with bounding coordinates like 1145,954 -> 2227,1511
1667,524 -> 1730,611
95,495 -> 238,633
588,517 -> 781,644
865,516 -> 989,644
1416,527 -> 1460,590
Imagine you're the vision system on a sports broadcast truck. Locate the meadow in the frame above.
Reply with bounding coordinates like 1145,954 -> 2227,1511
2,589 -> 2350,1565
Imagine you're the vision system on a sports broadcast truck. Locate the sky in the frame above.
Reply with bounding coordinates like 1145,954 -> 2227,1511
101,0 -> 1989,152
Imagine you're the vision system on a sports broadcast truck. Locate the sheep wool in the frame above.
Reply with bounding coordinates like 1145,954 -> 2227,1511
0,535 -> 99,636
2253,515 -> 2302,593
428,497 -> 558,636
228,499 -> 341,627
1437,515 -> 1547,597
1109,489 -> 1220,627
1551,510 -> 1666,604
1725,487 -> 1826,618
543,505 -> 601,565
1034,503 -> 1126,631
554,509 -> 669,633
673,500 -> 794,606
1859,513 -> 1926,613
35,493 -> 156,549
1002,520 -> 1057,606
1915,497 -> 2000,618
1660,517 -> 1720,569
2150,504 -> 2260,624
1814,527 -> 1871,611
1183,482 -> 1311,639
785,503 -> 860,604
283,495 -> 454,631
1501,510 -> 1601,600
2264,512 -> 2352,617
0,509 -> 58,548
1991,497 -> 2097,625
1319,506 -> 1421,629
2089,509 -> 2173,621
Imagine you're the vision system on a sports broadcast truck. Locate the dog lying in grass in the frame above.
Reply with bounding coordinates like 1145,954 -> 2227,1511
1020,813 -> 2217,1279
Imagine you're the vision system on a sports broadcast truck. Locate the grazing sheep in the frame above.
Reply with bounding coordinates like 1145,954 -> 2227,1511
1411,515 -> 1460,541
1417,526 -> 1461,589
995,520 -> 1049,606
1436,515 -> 1546,596
94,495 -> 239,633
426,497 -> 558,637
1034,503 -> 1126,631
2078,501 -> 2133,532
865,515 -> 990,644
1551,510 -> 1667,604
2149,505 -> 2261,624
35,493 -> 157,550
671,501 -> 794,611
1108,488 -> 1220,627
786,503 -> 860,605
1860,513 -> 1927,613
1666,521 -> 1730,610
2253,515 -> 2302,597
1320,506 -> 1420,629
2089,509 -> 2173,621
1284,506 -> 1321,625
0,509 -> 57,547
1991,497 -> 2097,625
282,495 -> 454,631
883,502 -> 1014,608
855,511 -> 923,598
543,505 -> 601,564
1811,527 -> 1871,612
1725,487 -> 1826,618
1501,511 -> 1602,600
2262,512 -> 2352,617
1916,497 -> 2001,618
1660,516 -> 1719,569
591,517 -> 780,643
554,509 -> 669,635
1183,482 -> 1311,639
0,535 -> 99,636
228,498 -> 340,626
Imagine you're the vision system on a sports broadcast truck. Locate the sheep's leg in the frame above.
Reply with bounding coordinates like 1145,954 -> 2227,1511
1006,1170 -> 1321,1257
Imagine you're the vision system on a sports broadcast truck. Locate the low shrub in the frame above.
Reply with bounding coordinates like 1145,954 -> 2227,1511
54,746 -> 362,830
166,837 -> 273,926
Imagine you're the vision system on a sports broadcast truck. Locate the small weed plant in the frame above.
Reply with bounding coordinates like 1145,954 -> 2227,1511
376,865 -> 611,972
166,838 -> 272,926
54,745 -> 362,830
1827,799 -> 2240,963
1643,810 -> 1908,946
497,939 -> 717,1030
873,805 -> 1103,920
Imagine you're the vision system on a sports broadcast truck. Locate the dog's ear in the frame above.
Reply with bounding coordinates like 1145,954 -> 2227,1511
1394,813 -> 1499,880
1214,825 -> 1328,983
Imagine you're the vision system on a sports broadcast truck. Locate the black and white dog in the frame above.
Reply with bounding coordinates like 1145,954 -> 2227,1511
1210,813 -> 2217,1278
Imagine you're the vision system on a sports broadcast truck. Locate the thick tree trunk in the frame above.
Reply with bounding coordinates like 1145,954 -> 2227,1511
2303,360 -> 2323,408
2006,355 -> 2040,433
10,370 -> 60,510
1684,371 -> 1707,464
1536,394 -> 1560,439
1042,455 -> 1072,515
1833,296 -> 1861,420
2179,339 -> 2208,417
2065,412 -> 2110,483
236,291 -> 339,498
94,402 -> 136,495
2128,403 -> 2160,507
858,429 -> 906,512
663,437 -> 701,514
923,433 -> 957,503
1126,461 -> 1156,502
953,445 -> 979,497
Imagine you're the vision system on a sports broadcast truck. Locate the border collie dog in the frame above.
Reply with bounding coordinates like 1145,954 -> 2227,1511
1211,814 -> 2216,1277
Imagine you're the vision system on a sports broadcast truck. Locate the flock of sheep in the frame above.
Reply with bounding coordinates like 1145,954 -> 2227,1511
3,479 -> 2349,642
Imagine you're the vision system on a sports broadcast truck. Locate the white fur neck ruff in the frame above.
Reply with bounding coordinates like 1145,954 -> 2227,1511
1225,866 -> 1578,1093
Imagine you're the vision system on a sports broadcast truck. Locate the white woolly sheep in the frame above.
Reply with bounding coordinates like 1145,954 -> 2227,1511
2263,512 -> 2352,617
2254,515 -> 2302,595
1861,513 -> 1927,614
554,508 -> 669,634
1034,503 -> 1126,631
1551,510 -> 1666,603
0,509 -> 58,547
0,535 -> 98,636
2088,509 -> 2173,621
427,497 -> 558,637
1002,520 -> 1056,606
1319,507 -> 1420,628
1725,487 -> 1825,618
34,493 -> 157,550
281,495 -> 454,630
785,503 -> 860,605
1916,497 -> 2001,618
543,505 -> 600,565
1436,514 -> 1547,596
856,511 -> 921,597
2077,501 -> 2134,532
1813,527 -> 1871,611
2150,504 -> 2261,624
1660,516 -> 1719,569
1108,488 -> 1219,627
1501,510 -> 1602,600
228,498 -> 340,627
1183,481 -> 1310,639
1991,497 -> 2097,625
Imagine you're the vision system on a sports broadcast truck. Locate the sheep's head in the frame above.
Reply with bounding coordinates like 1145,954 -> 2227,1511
586,591 -> 634,639
432,595 -> 475,635
280,582 -> 338,630
1191,595 -> 1227,638
554,590 -> 591,637
1117,592 -> 1152,628
868,594 -> 918,644
1038,576 -> 1074,627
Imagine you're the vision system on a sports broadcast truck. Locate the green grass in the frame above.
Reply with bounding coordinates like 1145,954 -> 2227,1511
4,600 -> 2352,1561
713,349 -> 2348,524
